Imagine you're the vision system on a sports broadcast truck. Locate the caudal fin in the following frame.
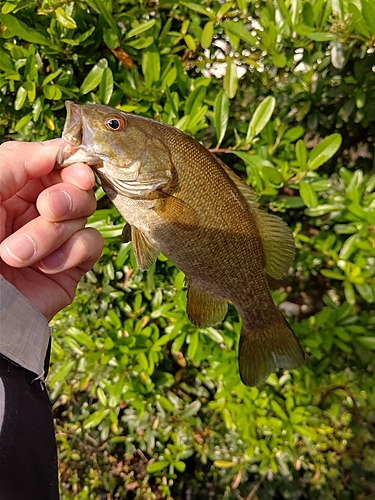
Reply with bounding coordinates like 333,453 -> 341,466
239,312 -> 305,387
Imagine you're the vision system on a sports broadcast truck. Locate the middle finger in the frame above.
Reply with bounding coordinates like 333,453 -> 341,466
36,182 -> 97,222
0,217 -> 87,268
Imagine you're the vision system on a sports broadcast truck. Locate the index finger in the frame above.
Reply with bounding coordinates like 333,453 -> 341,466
0,139 -> 62,203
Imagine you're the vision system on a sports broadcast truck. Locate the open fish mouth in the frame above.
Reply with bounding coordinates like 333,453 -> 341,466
55,101 -> 103,169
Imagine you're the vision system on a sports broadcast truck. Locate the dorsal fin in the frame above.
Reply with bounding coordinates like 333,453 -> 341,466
252,208 -> 295,279
215,156 -> 259,207
214,156 -> 294,279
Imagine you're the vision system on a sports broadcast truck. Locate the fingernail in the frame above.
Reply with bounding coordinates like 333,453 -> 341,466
39,250 -> 65,270
48,190 -> 72,218
41,138 -> 62,146
4,234 -> 36,262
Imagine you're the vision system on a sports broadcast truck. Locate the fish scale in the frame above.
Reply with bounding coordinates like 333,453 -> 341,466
56,101 -> 305,386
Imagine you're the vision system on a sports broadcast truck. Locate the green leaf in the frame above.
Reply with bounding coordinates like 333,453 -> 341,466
361,0 -> 375,36
99,67 -> 113,105
174,460 -> 186,473
223,59 -> 238,99
97,387 -> 107,407
0,13 -> 59,49
224,20 -> 257,46
246,96 -> 276,142
355,336 -> 375,349
146,459 -> 169,474
180,400 -> 201,419
349,3 -> 371,38
43,84 -> 57,100
284,126 -> 304,142
236,0 -> 248,15
339,234 -> 357,260
184,34 -> 196,51
125,19 -> 156,39
142,43 -> 160,87
261,166 -> 283,185
127,36 -> 154,49
355,283 -> 374,303
103,28 -> 118,49
201,21 -> 214,49
15,84 -> 27,110
14,112 -> 32,131
80,58 -> 108,94
344,281 -> 356,305
214,91 -> 229,148
89,0 -> 117,31
48,359 -> 75,384
204,327 -> 224,343
272,54 -> 287,68
296,139 -> 307,170
320,269 -> 345,280
42,68 -> 63,87
299,181 -> 318,208
187,332 -> 199,360
103,336 -> 114,350
83,408 -> 110,429
180,2 -> 215,18
307,133 -> 342,171
2,2 -> 16,14
304,31 -> 337,41
55,7 -> 77,29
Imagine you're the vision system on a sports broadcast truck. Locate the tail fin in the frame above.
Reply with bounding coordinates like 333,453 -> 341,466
239,312 -> 305,387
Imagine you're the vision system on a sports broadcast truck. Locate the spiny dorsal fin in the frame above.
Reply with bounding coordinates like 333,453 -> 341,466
215,157 -> 259,207
186,278 -> 228,328
252,208 -> 295,279
131,226 -> 160,271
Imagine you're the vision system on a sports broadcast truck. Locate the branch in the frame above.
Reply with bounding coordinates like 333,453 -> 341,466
321,385 -> 362,423
208,147 -> 233,153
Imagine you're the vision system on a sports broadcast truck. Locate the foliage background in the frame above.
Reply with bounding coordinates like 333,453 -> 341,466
1,0 -> 375,498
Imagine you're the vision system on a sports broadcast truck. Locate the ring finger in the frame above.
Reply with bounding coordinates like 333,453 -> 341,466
0,217 -> 87,268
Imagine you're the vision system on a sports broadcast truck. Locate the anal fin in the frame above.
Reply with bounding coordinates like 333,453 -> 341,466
186,278 -> 228,328
131,227 -> 160,270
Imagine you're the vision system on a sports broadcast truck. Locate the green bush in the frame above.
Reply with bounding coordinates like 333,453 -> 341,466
1,0 -> 375,498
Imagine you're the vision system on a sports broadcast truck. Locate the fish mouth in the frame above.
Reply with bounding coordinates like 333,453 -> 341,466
56,101 -> 103,169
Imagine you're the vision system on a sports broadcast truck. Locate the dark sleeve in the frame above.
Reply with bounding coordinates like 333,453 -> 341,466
0,343 -> 59,500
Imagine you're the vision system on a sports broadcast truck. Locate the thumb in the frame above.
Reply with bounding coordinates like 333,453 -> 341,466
0,139 -> 62,203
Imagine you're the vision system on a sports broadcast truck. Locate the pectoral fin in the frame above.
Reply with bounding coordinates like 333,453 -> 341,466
131,227 -> 160,270
153,193 -> 198,231
186,279 -> 228,328
121,223 -> 132,243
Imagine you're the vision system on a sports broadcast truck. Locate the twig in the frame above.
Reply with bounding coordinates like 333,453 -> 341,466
321,385 -> 362,423
247,470 -> 268,500
235,469 -> 268,500
208,147 -> 233,153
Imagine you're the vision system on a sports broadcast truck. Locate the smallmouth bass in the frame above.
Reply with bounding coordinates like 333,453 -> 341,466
56,101 -> 305,386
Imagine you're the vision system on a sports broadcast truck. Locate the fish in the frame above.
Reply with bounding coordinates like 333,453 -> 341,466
56,100 -> 305,387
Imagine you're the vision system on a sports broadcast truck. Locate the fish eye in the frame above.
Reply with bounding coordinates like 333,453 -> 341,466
104,116 -> 125,131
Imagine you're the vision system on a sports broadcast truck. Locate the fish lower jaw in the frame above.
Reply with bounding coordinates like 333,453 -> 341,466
56,141 -> 103,169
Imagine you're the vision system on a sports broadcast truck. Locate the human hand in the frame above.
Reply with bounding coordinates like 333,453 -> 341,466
0,139 -> 104,321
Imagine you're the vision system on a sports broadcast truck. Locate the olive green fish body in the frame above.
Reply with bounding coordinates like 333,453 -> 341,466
56,101 -> 305,386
